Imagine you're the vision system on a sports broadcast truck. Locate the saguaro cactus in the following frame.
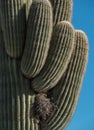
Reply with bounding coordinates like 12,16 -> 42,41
0,0 -> 89,130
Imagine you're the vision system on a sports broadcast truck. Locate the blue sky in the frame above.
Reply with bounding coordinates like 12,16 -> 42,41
66,0 -> 94,130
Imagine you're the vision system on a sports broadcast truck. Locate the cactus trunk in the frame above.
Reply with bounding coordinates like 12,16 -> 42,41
0,27 -> 39,130
0,0 -> 26,58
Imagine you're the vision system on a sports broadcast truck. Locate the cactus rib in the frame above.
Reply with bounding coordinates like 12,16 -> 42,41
26,0 -> 32,18
0,26 -> 39,130
0,0 -> 26,58
50,0 -> 73,25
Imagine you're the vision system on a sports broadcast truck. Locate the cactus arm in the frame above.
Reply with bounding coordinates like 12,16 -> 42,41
21,0 -> 53,78
0,0 -> 26,58
46,30 -> 89,130
32,21 -> 74,92
50,0 -> 73,25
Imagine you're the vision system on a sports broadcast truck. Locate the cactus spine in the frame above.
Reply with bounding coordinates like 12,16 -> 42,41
0,0 -> 26,58
21,0 -> 53,78
32,21 -> 74,92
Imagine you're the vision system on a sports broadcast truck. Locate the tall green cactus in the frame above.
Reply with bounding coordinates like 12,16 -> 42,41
0,0 -> 89,130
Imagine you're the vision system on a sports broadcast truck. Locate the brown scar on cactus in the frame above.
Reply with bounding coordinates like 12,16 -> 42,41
32,92 -> 57,124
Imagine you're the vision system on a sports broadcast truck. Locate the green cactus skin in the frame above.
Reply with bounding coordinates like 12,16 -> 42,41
50,0 -> 73,25
0,0 -> 26,58
26,0 -> 32,18
32,21 -> 74,92
0,27 -> 39,130
45,30 -> 88,130
21,0 -> 53,78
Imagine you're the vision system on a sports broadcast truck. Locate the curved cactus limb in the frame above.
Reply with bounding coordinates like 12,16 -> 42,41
45,30 -> 88,130
32,21 -> 74,92
21,0 -> 53,78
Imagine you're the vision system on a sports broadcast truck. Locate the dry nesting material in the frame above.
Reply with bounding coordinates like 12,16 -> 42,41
33,93 -> 56,122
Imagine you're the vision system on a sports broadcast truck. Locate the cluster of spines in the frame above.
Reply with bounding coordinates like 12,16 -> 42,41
21,0 -> 53,78
34,93 -> 54,121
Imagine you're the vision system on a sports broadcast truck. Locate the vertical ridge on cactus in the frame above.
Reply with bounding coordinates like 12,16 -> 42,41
21,0 -> 53,78
32,21 -> 74,92
46,30 -> 88,130
0,0 -> 26,58
50,0 -> 73,25
26,0 -> 32,18
0,26 -> 39,130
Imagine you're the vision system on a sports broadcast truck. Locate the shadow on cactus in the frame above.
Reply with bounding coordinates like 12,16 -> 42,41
0,0 -> 89,130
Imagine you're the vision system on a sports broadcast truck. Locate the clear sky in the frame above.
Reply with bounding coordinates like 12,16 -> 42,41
66,0 -> 94,130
